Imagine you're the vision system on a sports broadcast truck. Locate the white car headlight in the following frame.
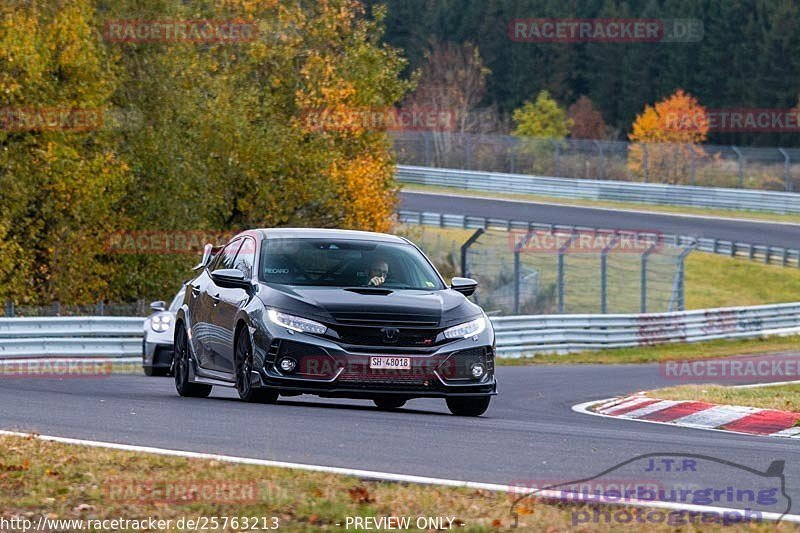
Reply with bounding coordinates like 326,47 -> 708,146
151,314 -> 172,333
443,316 -> 486,339
267,309 -> 327,335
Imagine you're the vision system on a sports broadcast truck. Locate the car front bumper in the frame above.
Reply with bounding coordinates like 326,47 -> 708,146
253,326 -> 496,399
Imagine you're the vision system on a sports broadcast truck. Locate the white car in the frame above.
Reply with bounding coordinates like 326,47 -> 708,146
142,288 -> 185,376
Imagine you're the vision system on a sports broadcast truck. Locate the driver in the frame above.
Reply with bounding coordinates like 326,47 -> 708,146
367,258 -> 389,286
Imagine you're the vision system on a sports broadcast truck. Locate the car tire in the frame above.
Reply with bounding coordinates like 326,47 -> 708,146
235,330 -> 278,404
174,323 -> 212,398
373,397 -> 407,410
446,396 -> 490,416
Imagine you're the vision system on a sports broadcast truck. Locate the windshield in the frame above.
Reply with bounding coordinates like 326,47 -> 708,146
258,238 -> 445,290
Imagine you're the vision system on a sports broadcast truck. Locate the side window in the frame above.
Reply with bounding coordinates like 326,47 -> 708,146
211,239 -> 242,272
232,237 -> 255,279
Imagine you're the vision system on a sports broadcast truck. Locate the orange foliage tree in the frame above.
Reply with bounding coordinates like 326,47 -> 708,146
568,96 -> 607,140
627,89 -> 709,184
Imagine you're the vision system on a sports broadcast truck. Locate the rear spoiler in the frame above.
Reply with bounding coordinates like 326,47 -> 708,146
192,243 -> 219,271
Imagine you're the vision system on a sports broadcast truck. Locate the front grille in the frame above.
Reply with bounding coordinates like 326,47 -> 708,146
330,312 -> 439,327
333,325 -> 439,347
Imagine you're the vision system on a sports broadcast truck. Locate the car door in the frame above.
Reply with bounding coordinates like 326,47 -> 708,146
205,238 -> 244,372
186,267 -> 216,370
212,236 -> 257,373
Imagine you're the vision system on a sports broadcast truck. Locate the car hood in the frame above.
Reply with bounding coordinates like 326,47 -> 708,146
256,284 -> 481,327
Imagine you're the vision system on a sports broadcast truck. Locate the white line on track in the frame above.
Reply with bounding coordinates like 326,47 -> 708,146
1,428 -> 798,523
402,189 -> 800,228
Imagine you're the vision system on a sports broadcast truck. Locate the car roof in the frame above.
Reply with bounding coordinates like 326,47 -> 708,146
254,228 -> 409,244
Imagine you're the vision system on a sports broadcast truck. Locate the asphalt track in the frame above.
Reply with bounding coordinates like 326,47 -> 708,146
400,190 -> 800,249
2,364 -> 799,517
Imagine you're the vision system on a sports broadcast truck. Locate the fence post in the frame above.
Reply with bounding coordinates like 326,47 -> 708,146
640,241 -> 658,313
779,148 -> 791,192
600,234 -> 620,314
732,146 -> 744,188
465,134 -> 472,171
594,140 -> 605,179
460,228 -> 485,278
508,136 -> 516,174
642,144 -> 649,183
4,300 -> 13,317
552,139 -> 561,176
423,131 -> 432,167
556,233 -> 577,313
677,246 -> 694,311
513,248 -> 521,314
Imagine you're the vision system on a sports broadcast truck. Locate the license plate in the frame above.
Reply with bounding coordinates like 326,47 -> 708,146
369,356 -> 411,370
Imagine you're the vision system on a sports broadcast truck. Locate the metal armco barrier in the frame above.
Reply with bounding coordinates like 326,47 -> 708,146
492,302 -> 800,357
397,165 -> 800,215
1,308 -> 799,360
398,210 -> 800,268
0,317 -> 144,358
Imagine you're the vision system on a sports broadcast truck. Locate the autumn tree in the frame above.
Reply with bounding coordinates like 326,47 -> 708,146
0,0 -> 412,305
512,90 -> 571,175
401,40 -> 492,166
512,90 -> 572,139
568,96 -> 607,140
0,0 -> 131,305
628,89 -> 710,184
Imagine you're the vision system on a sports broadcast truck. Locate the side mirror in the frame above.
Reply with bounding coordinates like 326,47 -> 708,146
193,243 -> 214,271
150,300 -> 166,312
211,268 -> 249,287
450,277 -> 478,297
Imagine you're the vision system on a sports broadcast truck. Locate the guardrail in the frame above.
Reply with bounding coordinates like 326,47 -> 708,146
492,302 -> 800,357
0,310 -> 799,361
397,165 -> 800,215
398,209 -> 800,268
0,317 -> 143,358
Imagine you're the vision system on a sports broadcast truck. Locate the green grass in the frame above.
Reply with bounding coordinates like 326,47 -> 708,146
2,434 -> 781,532
402,183 -> 800,225
645,383 -> 800,413
498,335 -> 800,365
686,252 -> 800,309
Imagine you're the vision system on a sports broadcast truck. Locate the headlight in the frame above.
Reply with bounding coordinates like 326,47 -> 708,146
151,314 -> 172,333
443,316 -> 486,339
267,309 -> 327,335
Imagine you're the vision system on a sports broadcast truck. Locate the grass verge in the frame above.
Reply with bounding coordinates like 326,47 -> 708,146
402,183 -> 800,225
0,434 -> 784,532
686,253 -> 800,309
497,335 -> 800,365
644,383 -> 800,413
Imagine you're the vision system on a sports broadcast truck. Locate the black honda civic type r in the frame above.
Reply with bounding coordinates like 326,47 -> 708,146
173,228 -> 496,416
